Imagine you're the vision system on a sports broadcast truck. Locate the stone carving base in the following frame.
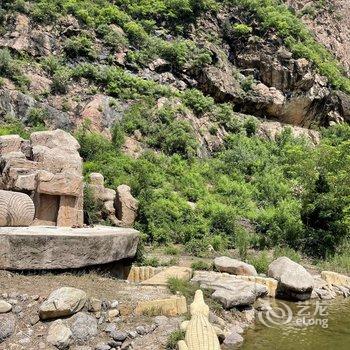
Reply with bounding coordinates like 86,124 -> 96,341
0,226 -> 139,270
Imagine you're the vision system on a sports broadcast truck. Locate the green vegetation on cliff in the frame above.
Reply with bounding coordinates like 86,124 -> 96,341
1,0 -> 350,270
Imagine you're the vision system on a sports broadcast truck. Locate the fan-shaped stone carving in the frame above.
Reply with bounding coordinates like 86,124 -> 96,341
0,190 -> 35,227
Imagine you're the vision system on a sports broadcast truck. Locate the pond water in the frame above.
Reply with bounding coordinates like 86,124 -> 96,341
241,297 -> 350,350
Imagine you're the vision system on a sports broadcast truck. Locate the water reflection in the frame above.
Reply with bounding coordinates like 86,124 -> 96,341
241,298 -> 350,350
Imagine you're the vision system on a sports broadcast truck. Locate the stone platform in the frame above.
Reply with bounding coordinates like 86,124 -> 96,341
0,226 -> 139,270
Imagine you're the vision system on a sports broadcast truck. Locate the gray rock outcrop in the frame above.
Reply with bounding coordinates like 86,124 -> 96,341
191,271 -> 267,308
268,257 -> 314,300
214,256 -> 257,276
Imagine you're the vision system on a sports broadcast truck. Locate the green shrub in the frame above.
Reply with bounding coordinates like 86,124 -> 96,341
273,246 -> 301,262
247,250 -> 271,274
75,122 -> 115,161
209,234 -> 229,252
26,108 -> 48,128
166,330 -> 185,350
182,89 -> 214,114
191,260 -> 212,271
235,226 -> 252,260
83,184 -> 104,224
64,35 -> 96,59
164,245 -> 180,256
141,256 -> 160,267
168,277 -> 198,299
51,68 -> 72,94
232,23 -> 253,36
185,238 -> 210,257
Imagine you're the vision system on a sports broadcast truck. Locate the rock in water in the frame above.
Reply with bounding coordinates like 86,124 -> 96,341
69,312 -> 98,343
47,319 -> 72,349
39,287 -> 87,320
214,256 -> 257,276
0,314 -> 16,343
268,257 -> 314,300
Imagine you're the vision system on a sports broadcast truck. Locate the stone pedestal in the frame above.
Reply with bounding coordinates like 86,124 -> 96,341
0,226 -> 139,270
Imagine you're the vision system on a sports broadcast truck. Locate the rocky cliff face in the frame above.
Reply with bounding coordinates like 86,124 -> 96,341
0,1 -> 349,156
284,0 -> 350,76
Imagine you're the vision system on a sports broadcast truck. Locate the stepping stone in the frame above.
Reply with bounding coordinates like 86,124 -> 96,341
141,266 -> 193,286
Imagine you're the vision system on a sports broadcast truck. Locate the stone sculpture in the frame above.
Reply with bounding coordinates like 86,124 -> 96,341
178,290 -> 220,350
0,130 -> 84,227
0,190 -> 35,226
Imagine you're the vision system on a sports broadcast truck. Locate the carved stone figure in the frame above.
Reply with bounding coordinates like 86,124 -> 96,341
0,130 -> 83,227
178,290 -> 220,350
0,190 -> 35,227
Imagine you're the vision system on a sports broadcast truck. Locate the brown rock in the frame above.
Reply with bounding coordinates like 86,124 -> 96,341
141,266 -> 193,286
135,296 -> 187,316
115,184 -> 139,227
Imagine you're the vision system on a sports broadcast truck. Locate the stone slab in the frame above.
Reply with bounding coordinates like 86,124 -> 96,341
321,271 -> 350,288
0,226 -> 139,270
135,296 -> 187,316
141,266 -> 193,286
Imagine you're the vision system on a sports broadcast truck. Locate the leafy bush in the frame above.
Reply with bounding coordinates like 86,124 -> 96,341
64,35 -> 96,59
185,238 -> 210,257
164,245 -> 180,256
166,330 -> 186,350
232,23 -> 253,36
247,250 -> 271,274
191,260 -> 212,271
182,89 -> 214,114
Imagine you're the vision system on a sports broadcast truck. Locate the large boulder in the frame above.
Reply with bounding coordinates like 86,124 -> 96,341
214,256 -> 257,276
0,226 -> 139,270
191,271 -> 267,308
268,257 -> 314,300
39,287 -> 87,320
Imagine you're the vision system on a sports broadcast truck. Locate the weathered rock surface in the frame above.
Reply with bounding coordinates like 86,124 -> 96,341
88,173 -> 139,227
321,271 -> 350,288
214,256 -> 257,276
69,312 -> 98,344
222,331 -> 244,349
0,226 -> 139,270
39,287 -> 87,320
141,266 -> 193,286
0,190 -> 35,227
191,271 -> 267,308
127,266 -> 163,283
268,257 -> 314,300
47,319 -> 72,349
235,275 -> 278,297
115,184 -> 139,227
0,314 -> 16,343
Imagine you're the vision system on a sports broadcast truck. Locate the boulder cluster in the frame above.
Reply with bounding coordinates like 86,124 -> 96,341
1,257 -> 350,349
